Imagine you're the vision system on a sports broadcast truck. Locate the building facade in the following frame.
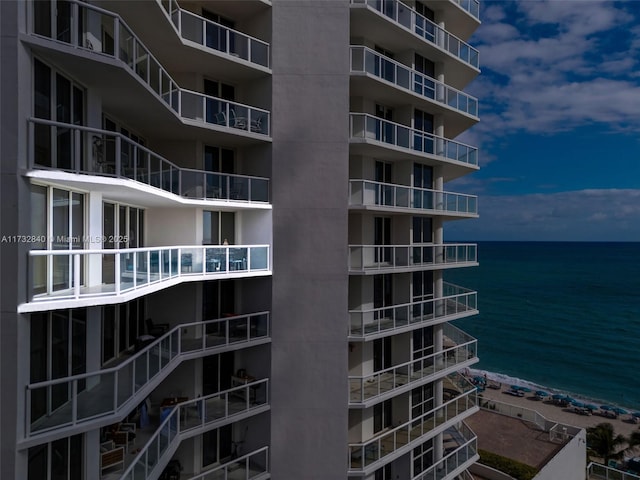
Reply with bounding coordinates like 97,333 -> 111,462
0,0 -> 480,478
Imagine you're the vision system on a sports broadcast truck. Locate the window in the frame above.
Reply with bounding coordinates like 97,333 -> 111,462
375,104 -> 394,143
204,146 -> 235,199
204,80 -> 236,125
412,217 -> 433,264
30,185 -> 86,294
412,437 -> 434,476
374,217 -> 391,263
373,336 -> 392,372
413,164 -> 433,209
28,434 -> 83,480
374,464 -> 392,480
373,399 -> 392,433
203,211 -> 235,245
413,327 -> 434,363
102,116 -> 147,176
33,59 -> 84,170
202,425 -> 232,467
101,300 -> 145,364
374,45 -> 395,82
30,309 -> 86,425
415,53 -> 435,78
411,384 -> 434,419
375,161 -> 393,206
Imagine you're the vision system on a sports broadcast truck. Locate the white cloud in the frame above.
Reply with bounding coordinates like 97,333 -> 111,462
445,189 -> 640,241
471,1 -> 640,137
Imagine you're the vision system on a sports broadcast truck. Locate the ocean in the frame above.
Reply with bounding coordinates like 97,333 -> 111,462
444,241 -> 640,410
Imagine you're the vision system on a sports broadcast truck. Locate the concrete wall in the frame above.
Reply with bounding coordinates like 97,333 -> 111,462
270,0 -> 350,477
533,430 -> 587,480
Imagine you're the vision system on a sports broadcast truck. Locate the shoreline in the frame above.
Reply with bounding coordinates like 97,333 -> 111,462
471,370 -> 640,442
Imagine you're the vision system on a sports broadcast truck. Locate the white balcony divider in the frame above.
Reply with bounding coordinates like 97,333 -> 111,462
29,0 -> 270,136
186,446 -> 270,480
28,118 -> 270,203
350,46 -> 478,117
412,423 -> 478,480
158,0 -> 270,68
349,113 -> 478,166
349,283 -> 477,337
350,0 -> 479,68
348,243 -> 477,271
28,245 -> 270,303
349,335 -> 477,404
348,386 -> 477,471
120,379 -> 269,480
349,179 -> 477,215
26,312 -> 269,437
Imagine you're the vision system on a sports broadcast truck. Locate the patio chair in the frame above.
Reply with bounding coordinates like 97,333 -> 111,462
146,318 -> 170,337
229,109 -> 247,129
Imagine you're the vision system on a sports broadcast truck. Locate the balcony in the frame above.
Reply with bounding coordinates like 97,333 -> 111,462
349,328 -> 477,405
349,114 -> 478,179
121,379 -> 269,480
349,283 -> 477,339
349,180 -> 477,217
27,0 -> 270,141
23,313 -> 269,443
183,447 -> 270,480
348,381 -> 478,473
350,46 -> 478,136
413,423 -> 478,480
21,245 -> 270,312
28,118 -> 270,205
349,0 -> 479,88
158,0 -> 270,69
348,243 -> 477,274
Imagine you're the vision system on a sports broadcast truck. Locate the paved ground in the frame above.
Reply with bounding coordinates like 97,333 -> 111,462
466,409 -> 564,469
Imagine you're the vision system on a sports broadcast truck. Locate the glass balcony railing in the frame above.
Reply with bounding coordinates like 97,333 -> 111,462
350,46 -> 478,117
186,447 -> 270,480
348,384 -> 477,471
28,119 -> 270,202
30,0 -> 270,136
26,312 -> 269,437
413,423 -> 478,480
452,0 -> 480,20
349,179 -> 477,215
587,462 -> 640,480
349,283 -> 477,338
349,333 -> 477,404
349,243 -> 477,272
350,0 -> 479,68
121,379 -> 269,480
28,245 -> 270,304
159,0 -> 270,68
349,114 -> 478,166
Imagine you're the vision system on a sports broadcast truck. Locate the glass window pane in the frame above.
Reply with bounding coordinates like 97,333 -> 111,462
27,444 -> 48,480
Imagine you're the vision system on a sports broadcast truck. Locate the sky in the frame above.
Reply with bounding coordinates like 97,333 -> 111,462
445,0 -> 640,241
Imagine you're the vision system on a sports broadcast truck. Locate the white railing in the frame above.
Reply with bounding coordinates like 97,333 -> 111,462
588,462 -> 640,480
120,379 -> 269,480
349,113 -> 478,166
452,0 -> 480,20
349,283 -> 477,337
349,334 -> 477,404
26,312 -> 269,437
348,390 -> 477,471
349,179 -> 477,215
186,447 -> 270,480
350,0 -> 479,68
413,423 -> 478,480
28,118 -> 270,202
28,245 -> 270,303
350,46 -> 478,117
29,0 -> 270,136
348,243 -> 477,271
159,0 -> 270,68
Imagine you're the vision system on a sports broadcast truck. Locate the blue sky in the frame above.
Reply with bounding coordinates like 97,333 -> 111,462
446,0 -> 640,241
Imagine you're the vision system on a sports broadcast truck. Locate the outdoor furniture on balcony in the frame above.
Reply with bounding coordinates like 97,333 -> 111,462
100,441 -> 125,476
146,318 -> 170,337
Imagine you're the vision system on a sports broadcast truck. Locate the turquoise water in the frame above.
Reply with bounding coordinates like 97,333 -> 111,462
445,241 -> 640,410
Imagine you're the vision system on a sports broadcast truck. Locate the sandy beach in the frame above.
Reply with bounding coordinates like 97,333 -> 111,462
478,384 -> 640,440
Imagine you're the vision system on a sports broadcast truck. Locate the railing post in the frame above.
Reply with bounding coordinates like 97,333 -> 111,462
115,251 -> 121,294
115,136 -> 122,177
71,380 -> 78,425
113,17 -> 120,61
73,253 -> 81,298
26,388 -> 32,437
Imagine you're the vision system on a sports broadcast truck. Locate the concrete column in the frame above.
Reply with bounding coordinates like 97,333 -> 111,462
270,1 -> 350,477
87,191 -> 103,287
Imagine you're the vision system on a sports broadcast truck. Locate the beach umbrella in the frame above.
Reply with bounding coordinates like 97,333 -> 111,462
632,412 -> 640,418
571,400 -> 585,408
585,404 -> 599,411
552,394 -> 565,399
600,405 -> 614,411
519,386 -> 532,393
613,407 -> 628,415
535,390 -> 549,397
510,385 -> 521,391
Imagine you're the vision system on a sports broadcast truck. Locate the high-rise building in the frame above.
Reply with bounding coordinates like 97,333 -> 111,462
0,0 -> 480,478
